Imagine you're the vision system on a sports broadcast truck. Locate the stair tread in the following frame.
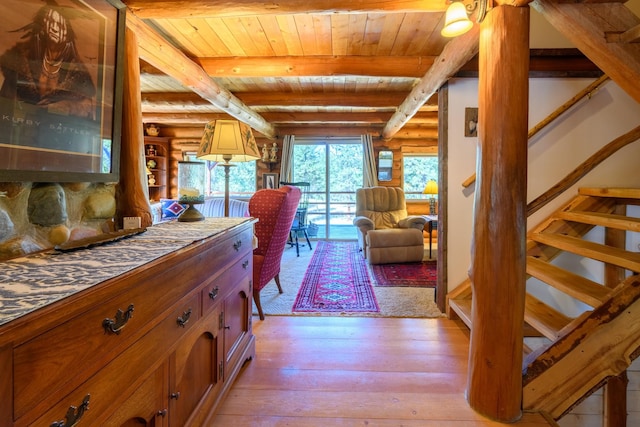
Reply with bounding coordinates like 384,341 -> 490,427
579,187 -> 640,199
524,294 -> 572,340
448,298 -> 472,330
530,233 -> 640,272
526,256 -> 612,307
557,210 -> 640,232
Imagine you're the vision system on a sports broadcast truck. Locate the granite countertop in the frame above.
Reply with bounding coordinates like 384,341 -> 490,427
0,218 -> 251,326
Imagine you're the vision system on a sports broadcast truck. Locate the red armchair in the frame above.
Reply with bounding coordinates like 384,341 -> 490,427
249,185 -> 301,320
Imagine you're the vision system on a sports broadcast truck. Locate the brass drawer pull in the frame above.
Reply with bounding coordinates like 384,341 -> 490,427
102,304 -> 134,335
233,239 -> 242,251
209,286 -> 219,300
50,394 -> 90,427
177,308 -> 192,327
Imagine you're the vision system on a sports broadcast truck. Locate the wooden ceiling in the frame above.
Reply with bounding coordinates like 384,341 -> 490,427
121,0 -> 634,140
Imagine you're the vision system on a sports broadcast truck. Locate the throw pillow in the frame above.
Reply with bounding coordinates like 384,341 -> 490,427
160,199 -> 187,219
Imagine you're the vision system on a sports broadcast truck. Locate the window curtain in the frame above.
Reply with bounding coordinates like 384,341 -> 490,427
279,135 -> 295,182
362,134 -> 378,187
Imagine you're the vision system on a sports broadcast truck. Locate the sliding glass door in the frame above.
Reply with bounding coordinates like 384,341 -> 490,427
291,139 -> 363,240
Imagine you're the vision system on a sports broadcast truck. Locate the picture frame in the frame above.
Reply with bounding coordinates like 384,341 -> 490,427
263,173 -> 278,189
0,0 -> 126,183
465,107 -> 478,137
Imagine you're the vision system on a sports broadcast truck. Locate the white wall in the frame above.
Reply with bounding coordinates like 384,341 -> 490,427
446,77 -> 640,291
446,78 -> 640,426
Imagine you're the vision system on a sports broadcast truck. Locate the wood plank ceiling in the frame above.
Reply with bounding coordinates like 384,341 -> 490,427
121,0 -> 609,140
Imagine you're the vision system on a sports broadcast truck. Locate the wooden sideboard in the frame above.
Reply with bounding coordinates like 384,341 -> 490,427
0,219 -> 255,426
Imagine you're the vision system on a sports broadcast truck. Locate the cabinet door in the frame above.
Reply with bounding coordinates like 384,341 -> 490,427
103,364 -> 168,427
169,308 -> 223,427
223,272 -> 252,379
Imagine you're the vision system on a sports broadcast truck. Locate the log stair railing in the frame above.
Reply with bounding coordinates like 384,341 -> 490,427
447,187 -> 640,421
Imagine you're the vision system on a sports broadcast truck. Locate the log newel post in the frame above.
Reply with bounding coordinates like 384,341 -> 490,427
467,5 -> 530,422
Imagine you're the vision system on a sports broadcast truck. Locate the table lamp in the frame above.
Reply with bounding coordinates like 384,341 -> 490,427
423,179 -> 438,215
196,120 -> 260,216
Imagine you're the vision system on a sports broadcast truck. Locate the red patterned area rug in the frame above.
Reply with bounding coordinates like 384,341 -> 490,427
371,261 -> 437,287
292,241 -> 380,314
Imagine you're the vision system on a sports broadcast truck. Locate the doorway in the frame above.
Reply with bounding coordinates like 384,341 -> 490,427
290,138 -> 363,240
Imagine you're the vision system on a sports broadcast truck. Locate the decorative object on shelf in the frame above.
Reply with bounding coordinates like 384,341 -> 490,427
423,179 -> 438,214
270,142 -> 278,162
260,143 -> 278,170
145,123 -> 160,136
146,144 -> 156,156
177,161 -> 205,222
197,120 -> 260,217
146,159 -> 156,169
145,165 -> 155,186
441,0 -> 490,38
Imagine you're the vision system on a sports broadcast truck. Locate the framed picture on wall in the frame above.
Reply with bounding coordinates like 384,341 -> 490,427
0,0 -> 126,182
263,173 -> 278,189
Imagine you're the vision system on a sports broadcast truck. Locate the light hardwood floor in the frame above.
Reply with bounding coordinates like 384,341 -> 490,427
214,316 -> 554,426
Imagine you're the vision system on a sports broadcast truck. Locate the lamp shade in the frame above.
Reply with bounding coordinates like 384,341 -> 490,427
441,1 -> 473,37
423,179 -> 438,196
197,120 -> 260,163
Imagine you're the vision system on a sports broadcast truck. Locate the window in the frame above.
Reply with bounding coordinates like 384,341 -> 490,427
183,152 -> 256,198
403,155 -> 438,200
291,138 -> 363,239
208,161 -> 256,197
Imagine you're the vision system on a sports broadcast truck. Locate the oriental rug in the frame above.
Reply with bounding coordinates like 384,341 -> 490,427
370,260 -> 437,287
292,241 -> 380,314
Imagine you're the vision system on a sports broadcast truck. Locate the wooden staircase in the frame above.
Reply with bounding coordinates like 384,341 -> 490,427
447,187 -> 640,421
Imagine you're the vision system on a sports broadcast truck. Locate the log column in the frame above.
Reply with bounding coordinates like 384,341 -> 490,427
467,4 -> 530,422
115,27 -> 153,228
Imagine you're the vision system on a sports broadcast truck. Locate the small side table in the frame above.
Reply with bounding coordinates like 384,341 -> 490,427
422,215 -> 438,258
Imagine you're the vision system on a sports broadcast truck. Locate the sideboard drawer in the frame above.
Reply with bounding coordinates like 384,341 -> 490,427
206,227 -> 253,270
203,251 -> 252,315
12,270 -> 200,420
19,293 -> 201,427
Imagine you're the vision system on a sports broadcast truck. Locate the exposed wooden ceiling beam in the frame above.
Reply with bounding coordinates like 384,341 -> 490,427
140,91 -> 438,109
533,0 -> 640,104
141,51 -> 600,79
160,125 -> 438,140
196,56 -> 435,78
124,0 -> 447,19
141,111 -> 439,125
382,23 -> 480,140
458,49 -> 602,77
126,11 -> 277,138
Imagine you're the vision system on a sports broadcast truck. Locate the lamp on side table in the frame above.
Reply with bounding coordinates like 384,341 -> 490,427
423,179 -> 438,215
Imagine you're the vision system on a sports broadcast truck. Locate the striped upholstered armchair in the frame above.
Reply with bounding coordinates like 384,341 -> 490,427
249,185 -> 301,320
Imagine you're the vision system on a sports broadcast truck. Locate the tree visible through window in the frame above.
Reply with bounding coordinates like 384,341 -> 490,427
183,152 -> 256,197
207,161 -> 256,197
403,155 -> 438,199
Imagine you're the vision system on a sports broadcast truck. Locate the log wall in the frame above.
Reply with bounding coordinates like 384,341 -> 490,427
157,125 -> 439,198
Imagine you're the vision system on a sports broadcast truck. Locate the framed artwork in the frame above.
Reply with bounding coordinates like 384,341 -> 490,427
0,0 -> 126,182
263,173 -> 278,189
465,107 -> 478,137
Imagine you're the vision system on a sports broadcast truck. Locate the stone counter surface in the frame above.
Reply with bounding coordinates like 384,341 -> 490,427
0,217 -> 251,326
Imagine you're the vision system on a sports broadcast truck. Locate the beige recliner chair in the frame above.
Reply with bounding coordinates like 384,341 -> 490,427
353,187 -> 426,264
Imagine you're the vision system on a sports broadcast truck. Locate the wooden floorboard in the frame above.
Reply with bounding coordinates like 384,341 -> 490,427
213,316 -> 553,426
